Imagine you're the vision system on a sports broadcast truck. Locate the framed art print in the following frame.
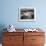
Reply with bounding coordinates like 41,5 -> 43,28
19,7 -> 36,21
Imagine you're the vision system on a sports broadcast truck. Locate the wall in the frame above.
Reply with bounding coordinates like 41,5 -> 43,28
0,0 -> 46,30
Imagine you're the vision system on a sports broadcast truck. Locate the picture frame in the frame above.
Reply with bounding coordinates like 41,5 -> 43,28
19,7 -> 36,21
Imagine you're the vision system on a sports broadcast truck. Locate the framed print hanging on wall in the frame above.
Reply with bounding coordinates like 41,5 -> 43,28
19,7 -> 36,21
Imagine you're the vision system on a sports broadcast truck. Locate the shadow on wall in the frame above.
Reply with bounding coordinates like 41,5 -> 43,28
0,24 -> 7,43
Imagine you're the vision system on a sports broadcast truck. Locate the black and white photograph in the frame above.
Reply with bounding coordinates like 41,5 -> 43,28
19,7 -> 36,21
